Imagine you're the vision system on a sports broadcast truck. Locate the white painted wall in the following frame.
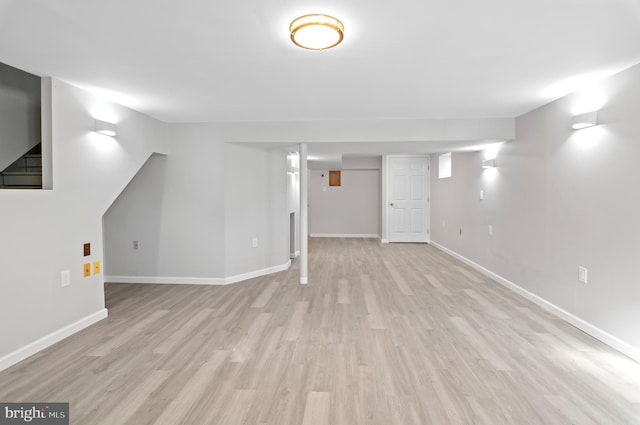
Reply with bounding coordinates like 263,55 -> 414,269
309,169 -> 380,237
224,144 -> 288,277
0,62 -> 41,171
341,155 -> 381,170
431,62 -> 640,360
104,124 -> 227,280
0,79 -> 168,365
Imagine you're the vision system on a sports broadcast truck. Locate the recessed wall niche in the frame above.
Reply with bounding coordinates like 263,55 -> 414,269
0,61 -> 43,189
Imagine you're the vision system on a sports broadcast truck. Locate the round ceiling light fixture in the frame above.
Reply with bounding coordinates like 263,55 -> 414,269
290,14 -> 344,50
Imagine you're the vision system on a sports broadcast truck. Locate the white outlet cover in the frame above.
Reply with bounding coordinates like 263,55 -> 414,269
61,270 -> 70,287
579,267 -> 588,283
480,190 -> 484,200
252,238 -> 258,248
488,225 -> 493,236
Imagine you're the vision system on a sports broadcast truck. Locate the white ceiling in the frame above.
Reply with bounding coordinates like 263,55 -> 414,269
1,0 -> 640,124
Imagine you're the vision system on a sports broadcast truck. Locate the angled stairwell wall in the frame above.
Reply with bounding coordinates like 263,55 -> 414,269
102,131 -> 290,284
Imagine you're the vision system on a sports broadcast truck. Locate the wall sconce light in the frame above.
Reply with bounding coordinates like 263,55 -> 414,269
94,119 -> 117,137
572,111 -> 598,130
482,158 -> 496,168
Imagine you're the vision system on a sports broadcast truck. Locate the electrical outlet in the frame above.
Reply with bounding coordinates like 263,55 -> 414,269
133,240 -> 139,250
488,225 -> 493,236
61,270 -> 70,287
252,238 -> 258,248
579,267 -> 588,284
479,190 -> 484,200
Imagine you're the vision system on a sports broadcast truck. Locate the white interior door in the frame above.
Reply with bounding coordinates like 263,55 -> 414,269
387,155 -> 430,243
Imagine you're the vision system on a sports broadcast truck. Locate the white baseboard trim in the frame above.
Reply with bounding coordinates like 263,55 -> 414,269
105,260 -> 292,286
0,308 -> 108,372
430,241 -> 640,363
225,260 -> 291,285
310,233 -> 380,238
106,276 -> 227,285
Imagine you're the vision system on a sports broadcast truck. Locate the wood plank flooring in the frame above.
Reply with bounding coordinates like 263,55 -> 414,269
2,238 -> 640,424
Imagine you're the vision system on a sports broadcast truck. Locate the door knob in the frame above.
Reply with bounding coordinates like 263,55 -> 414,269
390,203 -> 395,207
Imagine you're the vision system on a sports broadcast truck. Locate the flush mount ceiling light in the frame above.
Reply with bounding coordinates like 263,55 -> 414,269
290,14 -> 344,50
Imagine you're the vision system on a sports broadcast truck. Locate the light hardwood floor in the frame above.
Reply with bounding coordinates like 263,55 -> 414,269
2,238 -> 640,424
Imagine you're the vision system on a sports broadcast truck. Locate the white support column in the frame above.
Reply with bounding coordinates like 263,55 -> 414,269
299,143 -> 308,284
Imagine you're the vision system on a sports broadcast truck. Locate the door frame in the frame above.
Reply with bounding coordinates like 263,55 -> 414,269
382,154 -> 430,243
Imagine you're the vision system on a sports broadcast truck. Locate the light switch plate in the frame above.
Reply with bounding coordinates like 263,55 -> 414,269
83,263 -> 91,277
93,262 -> 101,275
